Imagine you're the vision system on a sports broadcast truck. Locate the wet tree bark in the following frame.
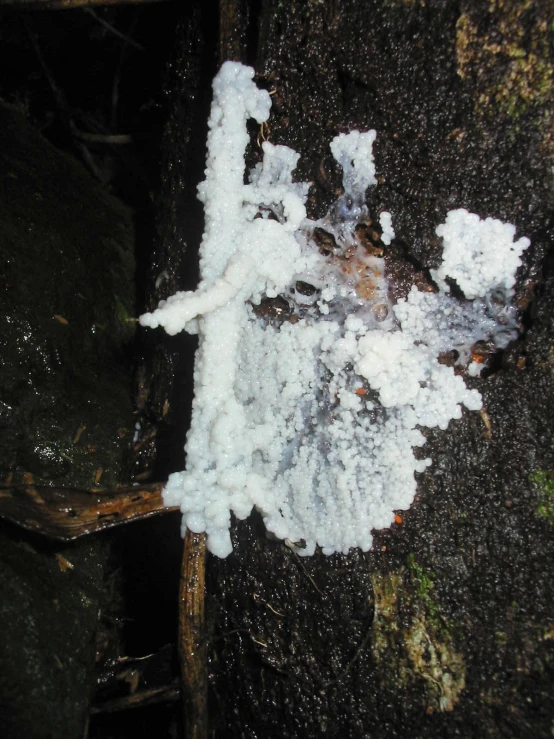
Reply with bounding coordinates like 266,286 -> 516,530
148,1 -> 554,736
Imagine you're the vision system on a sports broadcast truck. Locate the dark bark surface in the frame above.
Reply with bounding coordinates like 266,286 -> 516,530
142,0 -> 554,736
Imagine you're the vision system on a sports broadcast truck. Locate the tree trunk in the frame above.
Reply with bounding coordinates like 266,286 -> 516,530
148,1 -> 554,735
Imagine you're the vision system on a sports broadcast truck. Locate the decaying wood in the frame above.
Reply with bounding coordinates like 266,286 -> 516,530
0,482 -> 177,541
179,530 -> 208,739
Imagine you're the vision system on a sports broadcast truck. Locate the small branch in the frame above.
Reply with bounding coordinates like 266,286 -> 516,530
0,483 -> 177,541
84,8 -> 145,52
179,530 -> 208,739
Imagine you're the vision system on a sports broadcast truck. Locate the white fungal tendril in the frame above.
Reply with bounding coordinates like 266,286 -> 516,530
140,61 -> 530,558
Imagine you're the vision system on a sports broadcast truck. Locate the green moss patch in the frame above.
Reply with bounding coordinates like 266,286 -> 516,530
530,470 -> 554,523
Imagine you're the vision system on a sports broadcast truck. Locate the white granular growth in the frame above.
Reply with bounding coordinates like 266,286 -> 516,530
432,208 -> 530,299
140,62 -> 530,557
379,211 -> 395,245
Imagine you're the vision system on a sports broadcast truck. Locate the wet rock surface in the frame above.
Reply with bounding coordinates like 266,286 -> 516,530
0,102 -> 135,490
0,103 -> 135,738
0,527 -> 108,739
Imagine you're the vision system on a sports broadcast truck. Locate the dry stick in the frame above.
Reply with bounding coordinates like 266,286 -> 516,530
0,482 -> 177,540
179,530 -> 208,739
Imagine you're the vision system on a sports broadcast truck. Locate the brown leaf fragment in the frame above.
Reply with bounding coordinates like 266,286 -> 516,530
0,482 -> 175,540
56,553 -> 74,571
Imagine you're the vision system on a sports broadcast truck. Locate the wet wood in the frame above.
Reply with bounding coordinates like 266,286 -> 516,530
179,530 -> 208,739
219,0 -> 246,64
0,482 -> 177,541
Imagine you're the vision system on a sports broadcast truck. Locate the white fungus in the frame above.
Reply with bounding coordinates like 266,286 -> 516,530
431,208 -> 530,300
379,211 -> 395,245
140,62 -> 530,558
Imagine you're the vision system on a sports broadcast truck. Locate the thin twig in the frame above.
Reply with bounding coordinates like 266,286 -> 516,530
91,680 -> 180,714
321,620 -> 374,688
291,549 -> 323,595
84,8 -> 145,52
179,531 -> 208,739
